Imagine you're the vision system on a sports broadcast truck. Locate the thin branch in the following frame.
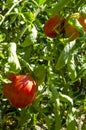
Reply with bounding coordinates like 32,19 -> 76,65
0,0 -> 22,26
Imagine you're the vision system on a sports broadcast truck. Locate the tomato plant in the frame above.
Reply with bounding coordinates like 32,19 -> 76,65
3,74 -> 38,108
0,0 -> 86,129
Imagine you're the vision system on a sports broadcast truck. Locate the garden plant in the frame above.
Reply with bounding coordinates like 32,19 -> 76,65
0,0 -> 86,130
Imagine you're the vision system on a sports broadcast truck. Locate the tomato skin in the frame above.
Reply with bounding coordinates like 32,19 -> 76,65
79,15 -> 86,32
60,18 -> 66,35
3,74 -> 38,108
65,13 -> 86,41
65,23 -> 79,41
44,15 -> 65,38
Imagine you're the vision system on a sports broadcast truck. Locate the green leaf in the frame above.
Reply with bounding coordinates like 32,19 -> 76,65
82,122 -> 86,130
0,74 -> 11,83
8,42 -> 21,73
0,32 -> 6,42
77,63 -> 86,79
47,0 -> 73,16
9,14 -> 17,24
5,0 -> 13,8
67,53 -> 77,81
24,12 -> 35,22
33,65 -> 46,85
67,120 -> 77,130
21,25 -> 37,47
50,85 -> 61,130
36,0 -> 46,5
15,24 -> 28,43
54,100 -> 61,130
55,41 -> 76,70
0,53 -> 5,59
59,92 -> 73,105
68,18 -> 84,36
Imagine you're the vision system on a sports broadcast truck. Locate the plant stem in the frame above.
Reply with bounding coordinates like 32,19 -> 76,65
50,85 -> 61,130
19,56 -> 33,73
0,0 -> 22,25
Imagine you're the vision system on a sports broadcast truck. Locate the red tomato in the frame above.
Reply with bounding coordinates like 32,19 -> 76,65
65,13 -> 86,41
3,74 -> 38,108
44,14 -> 65,38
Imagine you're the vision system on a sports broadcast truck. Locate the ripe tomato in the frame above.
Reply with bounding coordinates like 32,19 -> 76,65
65,13 -> 86,41
3,74 -> 38,108
44,14 -> 65,38
79,15 -> 86,32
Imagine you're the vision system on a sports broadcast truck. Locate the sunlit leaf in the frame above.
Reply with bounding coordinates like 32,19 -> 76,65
47,0 -> 73,16
8,42 -> 21,73
0,32 -> 6,42
21,25 -> 37,47
36,0 -> 46,5
67,53 -> 77,81
59,92 -> 73,105
55,41 -> 76,70
24,12 -> 35,22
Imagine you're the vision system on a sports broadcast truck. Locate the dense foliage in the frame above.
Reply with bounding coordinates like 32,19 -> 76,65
0,0 -> 86,129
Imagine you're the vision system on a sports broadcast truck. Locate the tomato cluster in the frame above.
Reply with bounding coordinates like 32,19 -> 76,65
44,13 -> 86,40
3,74 -> 38,108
